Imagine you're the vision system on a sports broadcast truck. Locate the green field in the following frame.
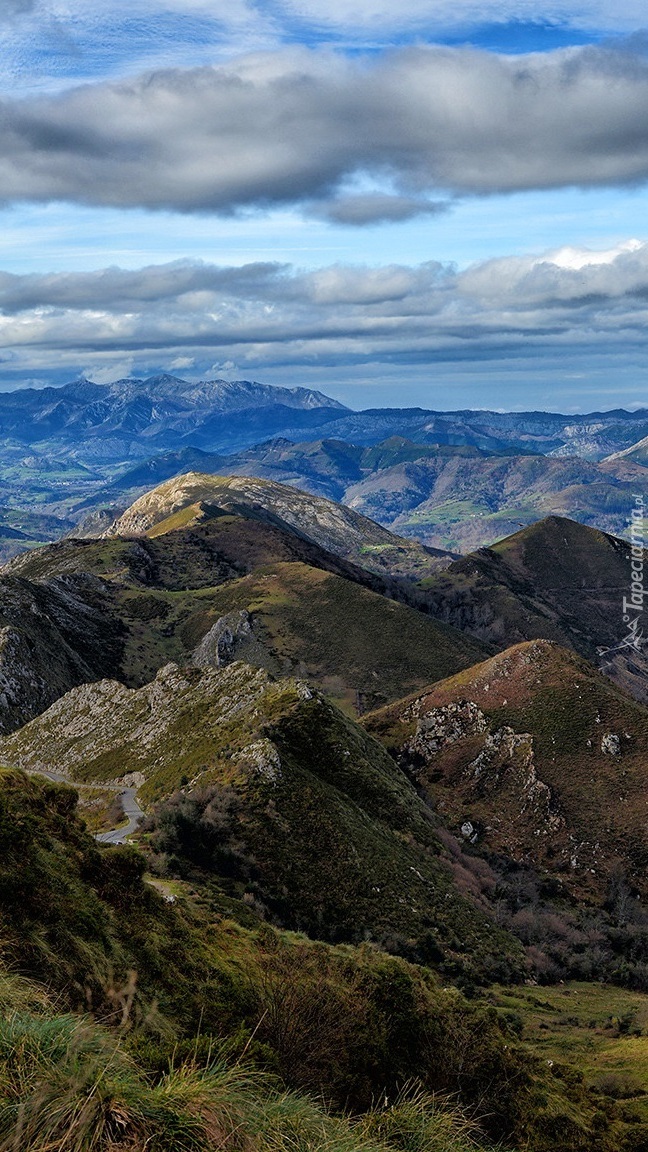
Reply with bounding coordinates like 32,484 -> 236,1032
489,982 -> 648,1116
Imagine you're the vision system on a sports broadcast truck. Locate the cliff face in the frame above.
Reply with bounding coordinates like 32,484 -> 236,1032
0,572 -> 125,733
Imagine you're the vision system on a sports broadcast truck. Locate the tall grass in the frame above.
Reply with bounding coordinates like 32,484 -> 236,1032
0,1011 -> 501,1152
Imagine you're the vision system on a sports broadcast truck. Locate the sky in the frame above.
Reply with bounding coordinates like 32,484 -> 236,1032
2,3 -> 648,410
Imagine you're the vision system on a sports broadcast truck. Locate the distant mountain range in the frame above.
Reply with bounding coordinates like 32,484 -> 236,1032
2,373 -> 648,461
81,435 -> 646,554
1,373 -> 647,562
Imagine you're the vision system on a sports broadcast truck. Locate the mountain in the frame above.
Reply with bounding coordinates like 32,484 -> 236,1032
0,568 -> 125,734
264,405 -> 648,459
70,435 -> 648,558
361,639 -> 648,1003
0,483 -> 485,731
0,768 -> 611,1152
4,466 -> 648,1150
364,639 -> 648,905
606,433 -> 648,467
0,374 -> 347,444
0,658 -> 523,983
104,470 -> 455,579
4,377 -> 648,463
344,448 -> 647,552
1,375 -> 648,565
417,515 -> 648,703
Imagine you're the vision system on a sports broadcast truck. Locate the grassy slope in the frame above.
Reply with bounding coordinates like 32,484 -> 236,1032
487,981 -> 648,1122
5,515 -> 487,717
364,639 -> 648,903
417,515 -> 648,703
0,665 -> 522,984
0,767 -> 617,1152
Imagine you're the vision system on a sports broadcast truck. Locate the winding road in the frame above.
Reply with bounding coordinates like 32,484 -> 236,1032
24,768 -> 144,844
95,787 -> 144,844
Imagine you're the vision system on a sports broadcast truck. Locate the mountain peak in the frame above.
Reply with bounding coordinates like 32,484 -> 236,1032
104,471 -> 454,580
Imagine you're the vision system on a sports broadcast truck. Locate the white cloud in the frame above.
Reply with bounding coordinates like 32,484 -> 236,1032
545,238 -> 644,269
460,239 -> 648,302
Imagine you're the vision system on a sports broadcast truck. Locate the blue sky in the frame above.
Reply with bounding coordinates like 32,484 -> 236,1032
2,2 -> 648,411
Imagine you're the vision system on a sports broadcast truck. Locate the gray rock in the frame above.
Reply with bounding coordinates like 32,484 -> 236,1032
192,610 -> 252,668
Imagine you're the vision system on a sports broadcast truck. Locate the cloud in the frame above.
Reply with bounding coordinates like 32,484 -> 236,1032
313,193 -> 450,226
460,238 -> 648,304
1,242 -> 648,382
3,44 -> 648,213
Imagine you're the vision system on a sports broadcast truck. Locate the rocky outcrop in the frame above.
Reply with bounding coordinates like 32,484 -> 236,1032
192,610 -> 254,668
0,660 -> 305,803
402,700 -> 488,762
465,726 -> 562,830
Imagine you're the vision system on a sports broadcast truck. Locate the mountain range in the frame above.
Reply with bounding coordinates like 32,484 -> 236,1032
3,391 -> 648,1150
3,374 -> 648,461
1,375 -> 647,564
81,434 -> 646,554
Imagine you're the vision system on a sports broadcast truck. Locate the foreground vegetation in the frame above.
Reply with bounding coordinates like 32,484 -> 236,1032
2,769 -> 648,1151
0,996 -> 496,1152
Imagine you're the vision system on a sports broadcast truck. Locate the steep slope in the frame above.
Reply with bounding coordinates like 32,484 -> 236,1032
1,505 -> 487,730
364,640 -> 648,906
0,661 -> 522,983
0,769 -> 616,1152
418,516 -> 648,702
606,433 -> 648,467
105,471 -> 453,579
0,571 -> 125,734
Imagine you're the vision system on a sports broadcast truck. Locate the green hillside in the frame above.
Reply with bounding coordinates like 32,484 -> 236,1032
0,662 -> 522,983
0,766 -> 641,1152
418,515 -> 648,704
2,510 -> 486,731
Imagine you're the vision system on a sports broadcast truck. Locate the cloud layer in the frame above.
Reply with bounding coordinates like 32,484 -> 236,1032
2,241 -> 648,387
3,44 -> 648,214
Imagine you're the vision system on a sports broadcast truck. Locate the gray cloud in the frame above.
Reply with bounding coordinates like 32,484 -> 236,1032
1,244 -> 648,378
3,44 -> 648,212
313,193 -> 450,226
0,261 -> 291,313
